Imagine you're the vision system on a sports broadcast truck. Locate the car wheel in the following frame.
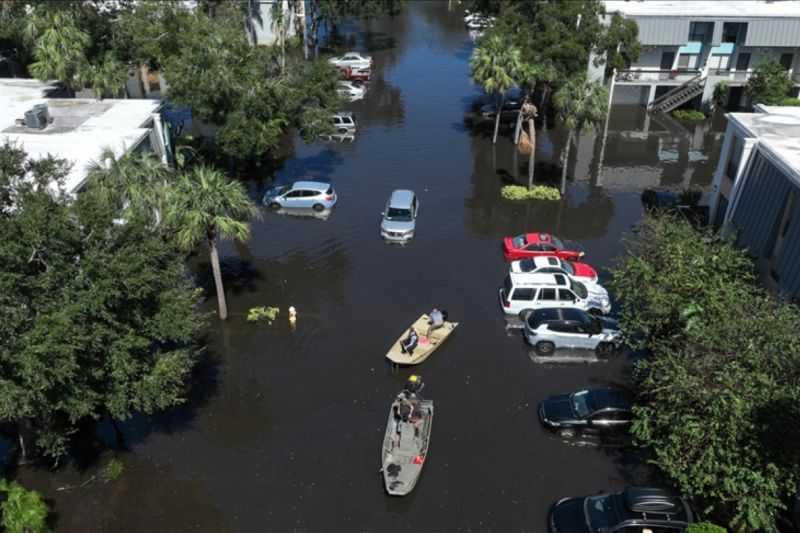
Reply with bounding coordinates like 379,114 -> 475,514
558,428 -> 576,438
534,341 -> 555,356
595,342 -> 614,357
268,202 -> 281,210
312,203 -> 325,212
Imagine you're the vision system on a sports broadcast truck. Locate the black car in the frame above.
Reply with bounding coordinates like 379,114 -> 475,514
549,487 -> 694,533
479,99 -> 523,121
538,388 -> 632,438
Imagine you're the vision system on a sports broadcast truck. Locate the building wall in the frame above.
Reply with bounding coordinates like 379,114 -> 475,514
745,18 -> 800,47
246,0 -> 299,46
632,16 -> 689,45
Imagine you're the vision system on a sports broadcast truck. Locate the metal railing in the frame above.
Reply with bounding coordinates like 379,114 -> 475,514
615,69 -> 702,83
710,69 -> 751,81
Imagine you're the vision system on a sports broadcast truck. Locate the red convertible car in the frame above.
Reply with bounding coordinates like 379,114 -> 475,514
502,233 -> 584,262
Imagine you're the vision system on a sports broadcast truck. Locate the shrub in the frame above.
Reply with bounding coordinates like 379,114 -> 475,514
687,524 -> 728,533
671,109 -> 706,122
500,185 -> 560,201
247,306 -> 280,324
712,81 -> 729,108
0,480 -> 48,533
101,457 -> 125,481
779,97 -> 800,107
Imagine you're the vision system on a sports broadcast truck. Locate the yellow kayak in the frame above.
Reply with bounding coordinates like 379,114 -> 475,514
385,314 -> 459,365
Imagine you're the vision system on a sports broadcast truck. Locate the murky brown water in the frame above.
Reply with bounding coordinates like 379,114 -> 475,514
19,3 -> 725,532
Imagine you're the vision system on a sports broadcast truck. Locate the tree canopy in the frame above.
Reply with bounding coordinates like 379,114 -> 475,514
612,215 -> 800,531
0,142 -> 204,462
746,60 -> 793,106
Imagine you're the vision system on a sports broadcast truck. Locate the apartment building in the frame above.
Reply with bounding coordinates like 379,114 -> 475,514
598,1 -> 800,112
709,105 -> 800,301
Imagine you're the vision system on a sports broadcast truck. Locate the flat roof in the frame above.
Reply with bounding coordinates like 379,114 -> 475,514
604,0 -> 800,19
728,107 -> 800,183
0,78 -> 160,193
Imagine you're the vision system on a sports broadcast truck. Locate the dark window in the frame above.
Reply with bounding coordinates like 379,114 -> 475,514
528,308 -> 560,328
558,289 -> 576,302
286,190 -> 304,198
547,257 -> 559,266
512,288 -> 535,301
540,267 -> 561,273
548,322 -> 578,334
660,51 -> 675,70
538,288 -> 557,301
526,243 -> 543,251
326,187 -> 334,195
780,53 -> 794,70
541,243 -> 557,251
688,21 -> 713,42
736,52 -> 751,71
554,274 -> 567,286
562,308 -> 590,323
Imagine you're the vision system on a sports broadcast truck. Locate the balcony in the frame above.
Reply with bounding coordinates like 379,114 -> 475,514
615,69 -> 702,84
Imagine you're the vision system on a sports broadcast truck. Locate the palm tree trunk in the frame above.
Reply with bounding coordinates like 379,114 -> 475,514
561,130 -> 574,194
209,236 -> 228,320
514,106 -> 524,144
527,117 -> 536,190
492,93 -> 505,144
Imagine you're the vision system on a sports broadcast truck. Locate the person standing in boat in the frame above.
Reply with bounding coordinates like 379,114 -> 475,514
427,308 -> 447,336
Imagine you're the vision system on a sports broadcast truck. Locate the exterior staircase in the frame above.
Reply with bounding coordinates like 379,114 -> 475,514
648,73 -> 706,113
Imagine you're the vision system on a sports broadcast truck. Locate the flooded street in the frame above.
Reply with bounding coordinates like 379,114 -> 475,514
25,3 -> 726,532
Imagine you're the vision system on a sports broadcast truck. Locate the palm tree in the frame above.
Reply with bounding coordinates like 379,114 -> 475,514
470,34 -> 521,144
553,76 -> 608,194
86,53 -> 129,100
166,166 -> 259,320
270,0 -> 288,73
25,11 -> 90,96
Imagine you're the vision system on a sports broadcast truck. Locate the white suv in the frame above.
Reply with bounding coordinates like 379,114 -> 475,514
498,272 -> 611,316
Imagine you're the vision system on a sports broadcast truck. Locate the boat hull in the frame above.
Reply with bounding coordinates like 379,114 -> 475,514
386,314 -> 458,365
381,397 -> 433,496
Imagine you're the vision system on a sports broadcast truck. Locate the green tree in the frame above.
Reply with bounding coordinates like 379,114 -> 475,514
0,142 -> 204,462
687,524 -> 728,533
612,215 -> 800,531
84,51 -> 128,99
24,10 -> 90,95
0,480 -> 48,533
165,166 -> 259,320
553,75 -> 608,193
746,60 -> 793,106
471,33 -> 521,144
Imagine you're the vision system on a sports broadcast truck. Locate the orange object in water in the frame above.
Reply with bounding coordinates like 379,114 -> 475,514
413,455 -> 425,465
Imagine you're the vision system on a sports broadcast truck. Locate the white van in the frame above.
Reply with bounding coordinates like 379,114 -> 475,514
498,272 -> 611,316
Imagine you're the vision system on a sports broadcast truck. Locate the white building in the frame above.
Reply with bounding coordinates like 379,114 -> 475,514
709,105 -> 800,301
0,79 -> 171,195
600,0 -> 800,111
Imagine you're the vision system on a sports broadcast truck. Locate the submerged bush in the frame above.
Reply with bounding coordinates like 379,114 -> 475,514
102,457 -> 125,482
247,306 -> 280,324
671,109 -> 706,122
687,524 -> 728,533
500,185 -> 560,201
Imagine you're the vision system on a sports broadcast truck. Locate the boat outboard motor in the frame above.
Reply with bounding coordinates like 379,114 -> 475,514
405,374 -> 424,395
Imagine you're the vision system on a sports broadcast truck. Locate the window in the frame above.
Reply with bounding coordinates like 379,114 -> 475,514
528,308 -> 559,328
660,51 -> 675,70
558,289 -> 576,302
538,288 -> 557,301
736,52 -> 751,71
554,274 -> 567,286
286,190 -> 304,198
688,21 -> 712,42
780,53 -> 794,70
512,288 -> 535,301
562,309 -> 590,323
548,322 -> 578,334
546,257 -> 559,266
677,54 -> 691,69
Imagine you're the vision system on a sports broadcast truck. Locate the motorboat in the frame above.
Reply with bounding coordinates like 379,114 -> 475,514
385,313 -> 458,365
381,375 -> 433,496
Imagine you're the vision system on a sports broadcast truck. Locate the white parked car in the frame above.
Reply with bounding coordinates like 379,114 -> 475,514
337,81 -> 366,101
510,256 -> 599,284
332,112 -> 357,133
329,52 -> 372,70
498,272 -> 611,317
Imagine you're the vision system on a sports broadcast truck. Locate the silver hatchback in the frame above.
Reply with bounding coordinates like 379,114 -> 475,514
263,180 -> 338,212
380,189 -> 418,242
522,307 -> 621,356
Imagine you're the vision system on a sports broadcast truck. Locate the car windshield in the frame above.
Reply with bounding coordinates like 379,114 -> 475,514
386,207 -> 412,221
561,261 -> 575,276
571,279 -> 588,299
550,235 -> 565,249
584,494 -> 618,532
571,390 -> 594,418
512,235 -> 527,248
519,259 -> 536,272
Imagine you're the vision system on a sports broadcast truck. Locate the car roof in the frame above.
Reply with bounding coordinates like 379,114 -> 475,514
508,272 -> 567,286
333,112 -> 353,118
588,388 -> 632,410
530,256 -> 562,268
388,189 -> 415,208
525,232 -> 555,244
291,180 -> 330,192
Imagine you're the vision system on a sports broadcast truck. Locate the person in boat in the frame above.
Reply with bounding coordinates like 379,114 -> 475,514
405,374 -> 423,396
427,308 -> 446,336
400,327 -> 418,355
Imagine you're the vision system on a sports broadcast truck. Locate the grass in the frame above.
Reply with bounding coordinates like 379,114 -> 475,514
671,109 -> 706,122
101,458 -> 125,482
500,185 -> 561,201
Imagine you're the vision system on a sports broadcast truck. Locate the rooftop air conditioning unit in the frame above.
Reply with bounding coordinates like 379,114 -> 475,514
24,103 -> 50,130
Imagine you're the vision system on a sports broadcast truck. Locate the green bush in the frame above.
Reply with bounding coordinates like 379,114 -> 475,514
101,457 -> 125,482
671,109 -> 706,122
687,524 -> 728,533
779,97 -> 800,106
0,480 -> 48,533
247,306 -> 280,324
500,185 -> 561,201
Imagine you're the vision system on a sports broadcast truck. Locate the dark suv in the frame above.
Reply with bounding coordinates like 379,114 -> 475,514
549,487 -> 694,533
538,388 -> 632,438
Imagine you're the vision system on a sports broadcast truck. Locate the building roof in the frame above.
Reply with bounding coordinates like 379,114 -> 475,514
604,0 -> 800,19
728,107 -> 800,183
0,78 -> 160,194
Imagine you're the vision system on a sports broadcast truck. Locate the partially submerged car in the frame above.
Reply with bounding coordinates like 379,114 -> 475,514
263,180 -> 337,212
522,307 -> 621,356
499,272 -> 611,316
502,233 -> 584,262
538,387 -> 632,438
337,81 -> 366,101
381,189 -> 418,243
332,112 -> 357,134
510,256 -> 598,284
549,487 -> 694,533
329,51 -> 372,70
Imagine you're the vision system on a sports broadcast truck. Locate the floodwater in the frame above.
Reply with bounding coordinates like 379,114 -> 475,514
20,3 -> 726,532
